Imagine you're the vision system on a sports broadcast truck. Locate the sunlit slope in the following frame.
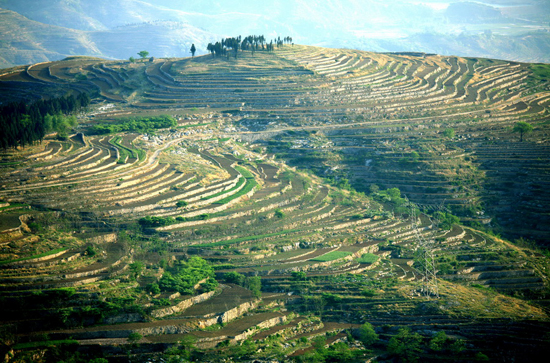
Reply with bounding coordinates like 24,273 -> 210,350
1,45 -> 549,243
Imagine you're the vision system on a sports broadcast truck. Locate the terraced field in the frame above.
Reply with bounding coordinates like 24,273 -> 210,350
0,44 -> 549,362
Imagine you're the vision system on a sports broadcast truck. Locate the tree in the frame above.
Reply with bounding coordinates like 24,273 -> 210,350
357,322 -> 378,346
443,128 -> 455,139
190,43 -> 196,57
513,121 -> 533,142
429,331 -> 448,352
129,56 -> 135,63
387,327 -> 423,363
129,261 -> 145,280
138,50 -> 149,60
245,276 -> 262,298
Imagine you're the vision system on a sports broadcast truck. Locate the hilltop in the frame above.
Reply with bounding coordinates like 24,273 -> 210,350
0,44 -> 549,362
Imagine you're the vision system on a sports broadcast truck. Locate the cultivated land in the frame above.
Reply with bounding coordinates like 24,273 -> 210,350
0,44 -> 550,362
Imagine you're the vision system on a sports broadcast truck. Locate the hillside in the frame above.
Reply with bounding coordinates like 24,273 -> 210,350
0,44 -> 549,362
0,9 -> 101,69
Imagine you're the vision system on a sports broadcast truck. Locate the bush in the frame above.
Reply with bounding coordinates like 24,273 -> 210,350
274,208 -> 285,218
146,282 -> 161,295
224,271 -> 245,285
88,115 -> 177,135
159,257 -> 215,294
361,288 -> 377,297
85,245 -> 96,257
199,278 -> 219,293
176,200 -> 188,208
127,332 -> 142,343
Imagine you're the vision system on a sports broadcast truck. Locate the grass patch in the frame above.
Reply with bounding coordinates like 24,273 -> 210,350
0,248 -> 66,266
356,253 -> 379,264
310,251 -> 352,262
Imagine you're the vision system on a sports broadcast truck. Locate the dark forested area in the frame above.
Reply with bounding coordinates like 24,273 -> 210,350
0,93 -> 90,149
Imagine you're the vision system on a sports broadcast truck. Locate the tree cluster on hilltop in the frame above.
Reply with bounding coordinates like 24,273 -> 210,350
0,93 -> 90,149
206,35 -> 293,59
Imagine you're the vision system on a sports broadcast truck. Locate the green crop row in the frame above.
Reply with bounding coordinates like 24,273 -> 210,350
235,165 -> 255,179
0,248 -> 66,266
214,177 -> 258,205
202,177 -> 245,201
200,228 -> 303,248
110,136 -> 143,163
310,251 -> 352,262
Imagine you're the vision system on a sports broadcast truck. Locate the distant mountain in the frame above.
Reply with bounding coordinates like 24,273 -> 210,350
0,0 -> 184,30
0,9 -> 100,69
0,0 -> 549,68
0,3 -> 218,68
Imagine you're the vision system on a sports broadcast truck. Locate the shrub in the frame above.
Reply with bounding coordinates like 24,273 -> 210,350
274,208 -> 285,218
85,245 -> 96,257
176,200 -> 188,208
159,257 -> 215,294
146,282 -> 161,295
127,332 -> 142,343
361,288 -> 377,297
224,271 -> 245,285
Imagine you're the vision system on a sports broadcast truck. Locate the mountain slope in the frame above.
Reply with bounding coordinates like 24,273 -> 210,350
0,0 -> 179,30
0,9 -> 101,68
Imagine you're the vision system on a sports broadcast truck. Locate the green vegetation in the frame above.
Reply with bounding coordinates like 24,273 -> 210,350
0,93 -> 89,148
529,63 -> 550,81
199,228 -> 302,248
109,136 -> 142,163
214,177 -> 258,205
159,257 -> 217,294
356,253 -> 379,264
443,128 -> 455,139
138,50 -> 149,60
202,177 -> 245,200
138,216 -> 176,227
88,115 -> 176,135
357,322 -> 378,346
310,251 -> 352,262
0,248 -> 66,266
0,44 -> 549,363
513,121 -> 534,142
235,165 -> 255,179
176,200 -> 188,208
